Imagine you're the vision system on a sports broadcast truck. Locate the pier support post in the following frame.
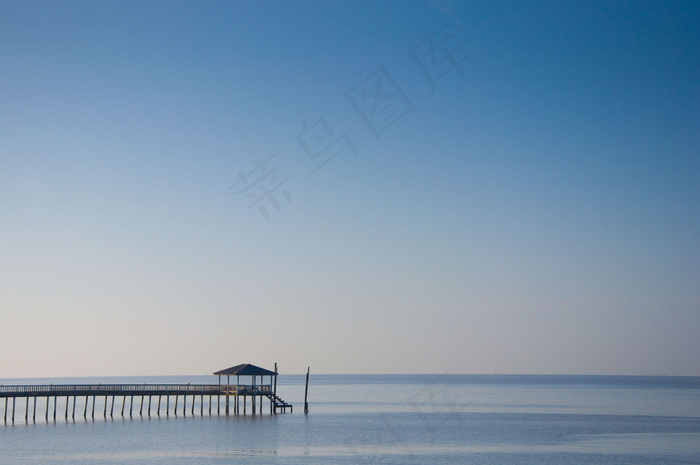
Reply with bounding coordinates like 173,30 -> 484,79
121,396 -> 126,417
140,396 -> 144,416
157,396 -> 161,416
174,395 -> 178,416
46,397 -> 49,421
65,396 -> 68,419
33,397 -> 37,422
209,394 -> 212,415
148,396 -> 152,417
54,396 -> 57,420
25,397 -> 29,421
166,395 -> 170,417
183,395 -> 186,417
274,362 -> 278,415
111,396 -> 115,417
129,396 -> 133,418
4,398 -> 7,423
84,396 -> 88,418
104,396 -> 107,418
12,398 -> 16,422
92,396 -> 95,419
72,395 -> 76,420
304,366 -> 310,414
225,393 -> 229,416
217,395 -> 220,415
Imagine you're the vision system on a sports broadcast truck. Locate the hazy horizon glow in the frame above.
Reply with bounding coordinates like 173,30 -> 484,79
1,0 -> 699,378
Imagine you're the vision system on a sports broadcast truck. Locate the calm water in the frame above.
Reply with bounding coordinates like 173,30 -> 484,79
1,375 -> 700,464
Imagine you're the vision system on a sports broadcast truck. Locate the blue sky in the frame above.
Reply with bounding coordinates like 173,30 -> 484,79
1,0 -> 698,377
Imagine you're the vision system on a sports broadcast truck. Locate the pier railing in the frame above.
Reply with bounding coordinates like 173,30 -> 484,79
0,384 -> 272,398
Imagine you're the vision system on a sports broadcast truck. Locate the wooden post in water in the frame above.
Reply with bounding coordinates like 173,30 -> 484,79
304,366 -> 310,414
274,363 -> 278,414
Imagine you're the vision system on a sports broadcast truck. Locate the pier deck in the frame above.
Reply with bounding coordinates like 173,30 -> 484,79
0,384 -> 271,398
1,363 -> 295,423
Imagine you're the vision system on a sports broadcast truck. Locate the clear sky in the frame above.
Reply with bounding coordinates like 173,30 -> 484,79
1,0 -> 699,378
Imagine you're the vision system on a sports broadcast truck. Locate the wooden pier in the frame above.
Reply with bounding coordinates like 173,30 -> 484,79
1,363 -> 292,423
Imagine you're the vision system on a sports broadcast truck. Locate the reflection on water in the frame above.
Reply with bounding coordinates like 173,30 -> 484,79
1,375 -> 700,465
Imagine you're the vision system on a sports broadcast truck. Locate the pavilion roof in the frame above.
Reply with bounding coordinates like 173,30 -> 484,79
213,363 -> 277,376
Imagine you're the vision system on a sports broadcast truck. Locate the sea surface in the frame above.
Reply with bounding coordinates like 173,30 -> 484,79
1,374 -> 700,464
